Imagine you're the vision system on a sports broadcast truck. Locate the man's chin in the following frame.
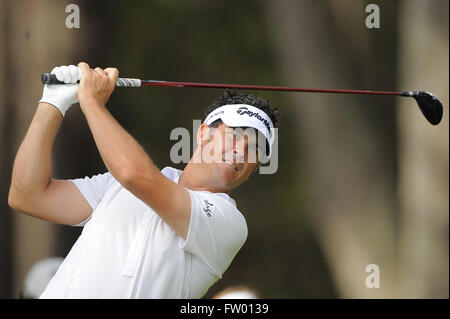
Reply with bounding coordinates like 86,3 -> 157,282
211,163 -> 239,189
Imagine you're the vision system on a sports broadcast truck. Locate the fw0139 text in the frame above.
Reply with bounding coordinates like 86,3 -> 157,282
180,302 -> 269,316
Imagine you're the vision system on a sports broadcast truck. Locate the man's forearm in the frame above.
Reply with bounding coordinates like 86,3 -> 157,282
80,99 -> 159,187
9,103 -> 62,206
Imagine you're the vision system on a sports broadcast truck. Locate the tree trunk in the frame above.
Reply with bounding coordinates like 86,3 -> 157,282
397,0 -> 449,298
2,0 -> 85,298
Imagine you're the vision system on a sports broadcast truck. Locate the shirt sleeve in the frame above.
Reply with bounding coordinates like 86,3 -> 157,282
181,190 -> 248,278
69,172 -> 117,226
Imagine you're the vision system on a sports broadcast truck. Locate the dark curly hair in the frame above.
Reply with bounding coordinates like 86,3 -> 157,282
204,90 -> 280,128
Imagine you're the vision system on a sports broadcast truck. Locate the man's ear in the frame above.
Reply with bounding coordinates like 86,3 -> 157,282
196,123 -> 211,147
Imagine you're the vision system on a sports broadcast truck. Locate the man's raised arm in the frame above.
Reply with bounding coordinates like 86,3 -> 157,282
76,62 -> 191,239
8,66 -> 92,226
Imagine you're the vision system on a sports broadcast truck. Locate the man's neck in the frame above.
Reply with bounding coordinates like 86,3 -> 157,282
178,163 -> 230,194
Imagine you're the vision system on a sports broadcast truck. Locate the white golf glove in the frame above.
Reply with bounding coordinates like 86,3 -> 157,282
39,65 -> 81,116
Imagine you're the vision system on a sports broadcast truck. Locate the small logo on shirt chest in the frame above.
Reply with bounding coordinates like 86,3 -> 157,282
202,200 -> 214,217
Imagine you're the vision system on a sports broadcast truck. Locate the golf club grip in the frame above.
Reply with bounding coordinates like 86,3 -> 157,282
41,73 -> 142,87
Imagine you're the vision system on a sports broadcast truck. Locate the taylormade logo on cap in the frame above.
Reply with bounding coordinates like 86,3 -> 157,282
236,106 -> 272,132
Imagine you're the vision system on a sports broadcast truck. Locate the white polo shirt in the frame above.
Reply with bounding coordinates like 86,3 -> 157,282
40,167 -> 247,299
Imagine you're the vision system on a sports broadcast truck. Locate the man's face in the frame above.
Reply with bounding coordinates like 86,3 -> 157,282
199,123 -> 261,191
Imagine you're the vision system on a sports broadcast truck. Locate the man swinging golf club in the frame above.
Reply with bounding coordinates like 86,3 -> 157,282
8,63 -> 280,298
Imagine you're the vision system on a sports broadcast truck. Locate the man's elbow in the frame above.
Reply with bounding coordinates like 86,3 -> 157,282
8,185 -> 23,211
7,180 -> 33,212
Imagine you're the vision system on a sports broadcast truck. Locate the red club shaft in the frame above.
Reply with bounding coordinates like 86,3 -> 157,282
140,80 -> 401,96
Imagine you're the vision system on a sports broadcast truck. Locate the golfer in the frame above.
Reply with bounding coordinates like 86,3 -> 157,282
8,63 -> 279,298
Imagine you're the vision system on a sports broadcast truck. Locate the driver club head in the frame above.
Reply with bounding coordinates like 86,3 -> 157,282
411,91 -> 443,125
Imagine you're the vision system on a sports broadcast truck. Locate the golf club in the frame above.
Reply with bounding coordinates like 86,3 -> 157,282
41,73 -> 443,125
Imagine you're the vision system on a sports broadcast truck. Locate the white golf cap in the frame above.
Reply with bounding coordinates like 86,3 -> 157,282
204,104 -> 275,157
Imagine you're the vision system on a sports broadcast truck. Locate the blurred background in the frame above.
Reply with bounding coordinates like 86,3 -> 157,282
0,0 -> 448,299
